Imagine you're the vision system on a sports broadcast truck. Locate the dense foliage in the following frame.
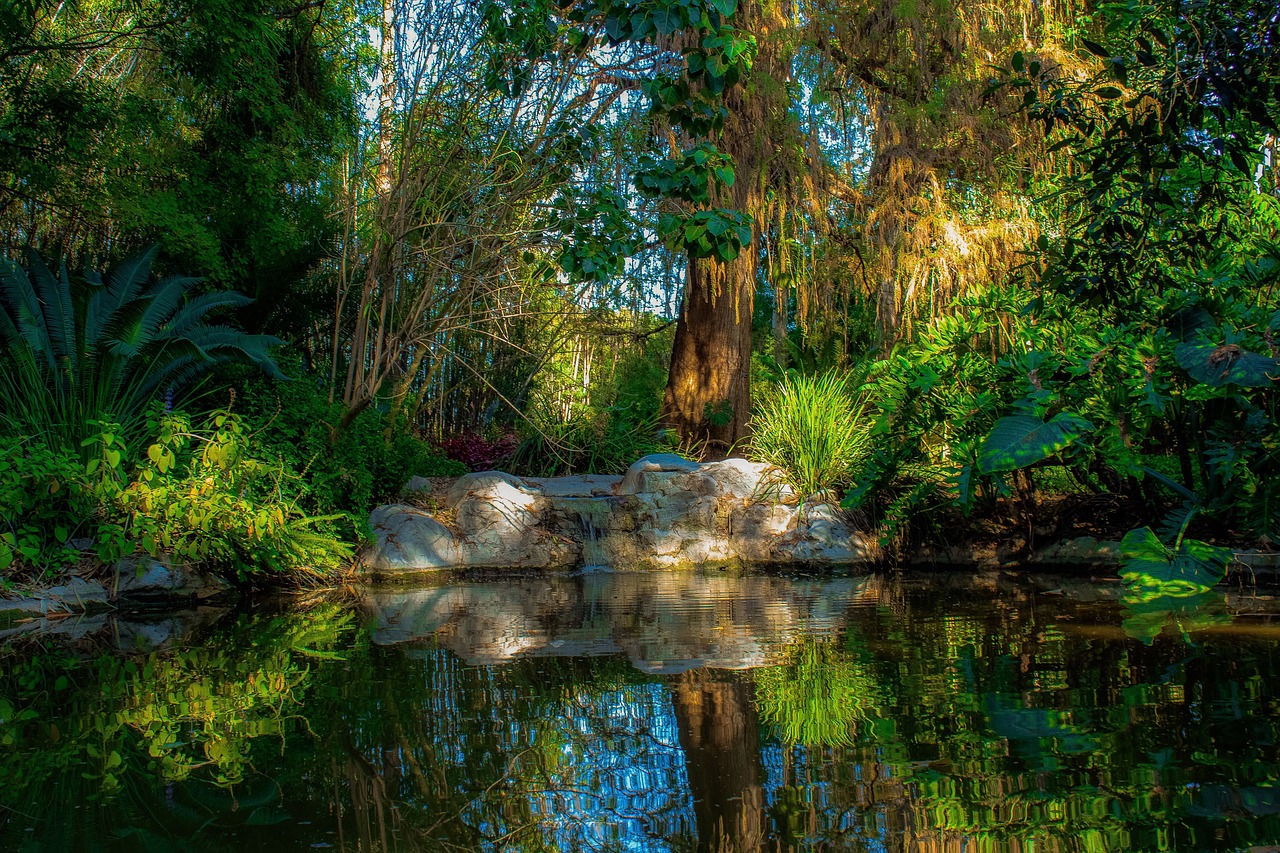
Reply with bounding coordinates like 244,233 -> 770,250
0,246 -> 282,450
1,409 -> 354,578
0,0 -> 1277,583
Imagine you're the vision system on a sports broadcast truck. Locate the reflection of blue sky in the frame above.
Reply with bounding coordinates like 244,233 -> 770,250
760,742 -> 892,853
541,684 -> 694,852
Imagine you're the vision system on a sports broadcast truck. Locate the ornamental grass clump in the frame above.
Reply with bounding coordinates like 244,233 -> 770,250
750,371 -> 867,499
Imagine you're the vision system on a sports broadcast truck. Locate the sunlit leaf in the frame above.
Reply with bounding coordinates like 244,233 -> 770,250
977,413 -> 1093,474
1119,527 -> 1232,593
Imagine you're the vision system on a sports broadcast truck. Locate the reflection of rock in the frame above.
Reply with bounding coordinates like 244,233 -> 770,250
364,454 -> 878,574
360,571 -> 879,672
0,605 -> 230,650
0,560 -> 232,627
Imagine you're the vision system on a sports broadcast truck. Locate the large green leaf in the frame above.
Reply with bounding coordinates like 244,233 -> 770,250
1174,341 -> 1279,388
977,413 -> 1093,474
1119,527 -> 1232,593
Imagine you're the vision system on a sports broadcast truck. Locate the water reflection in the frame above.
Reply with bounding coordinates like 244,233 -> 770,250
3,569 -> 1280,852
364,572 -> 867,670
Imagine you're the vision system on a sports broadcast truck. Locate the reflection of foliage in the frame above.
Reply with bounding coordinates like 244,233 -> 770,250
6,580 -> 1280,851
1120,589 -> 1234,644
754,635 -> 882,747
0,605 -> 354,803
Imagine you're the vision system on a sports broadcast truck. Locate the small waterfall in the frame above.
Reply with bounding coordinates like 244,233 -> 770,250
557,497 -> 614,570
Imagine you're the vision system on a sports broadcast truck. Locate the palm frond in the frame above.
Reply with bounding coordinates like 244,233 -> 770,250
165,291 -> 253,336
137,275 -> 202,343
31,257 -> 78,372
4,253 -> 53,369
0,246 -> 276,452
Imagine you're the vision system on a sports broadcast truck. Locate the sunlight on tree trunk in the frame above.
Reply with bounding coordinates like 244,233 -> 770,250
662,0 -> 793,453
664,255 -> 755,453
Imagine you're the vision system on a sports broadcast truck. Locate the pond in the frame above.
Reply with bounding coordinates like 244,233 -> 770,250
3,568 -> 1280,852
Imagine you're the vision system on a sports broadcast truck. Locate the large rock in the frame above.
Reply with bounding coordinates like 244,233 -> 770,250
368,505 -> 465,570
366,474 -> 577,573
524,474 -> 621,498
363,456 -> 876,573
615,454 -> 702,495
113,558 -> 232,600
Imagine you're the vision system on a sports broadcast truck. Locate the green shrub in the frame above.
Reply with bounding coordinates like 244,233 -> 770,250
749,371 -> 868,498
91,410 -> 352,578
0,246 -> 282,453
0,437 -> 93,575
1,409 -> 352,579
232,368 -> 465,524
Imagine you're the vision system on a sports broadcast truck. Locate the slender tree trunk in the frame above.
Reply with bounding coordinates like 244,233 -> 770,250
343,0 -> 397,412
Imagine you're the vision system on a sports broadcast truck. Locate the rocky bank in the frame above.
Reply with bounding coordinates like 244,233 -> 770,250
363,453 -> 876,574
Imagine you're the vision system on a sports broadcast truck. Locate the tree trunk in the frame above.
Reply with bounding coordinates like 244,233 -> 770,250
343,0 -> 397,412
663,253 -> 756,454
661,0 -> 791,456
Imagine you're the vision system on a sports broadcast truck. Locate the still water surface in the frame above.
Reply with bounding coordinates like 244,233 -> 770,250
3,569 -> 1280,852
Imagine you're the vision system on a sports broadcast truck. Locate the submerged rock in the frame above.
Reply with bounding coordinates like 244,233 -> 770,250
362,454 -> 878,574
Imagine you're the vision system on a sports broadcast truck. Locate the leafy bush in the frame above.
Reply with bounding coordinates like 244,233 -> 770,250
749,371 -> 867,498
0,437 -> 93,574
0,246 -> 282,452
1,408 -> 352,579
845,226 -> 1279,550
95,410 -> 352,577
1119,525 -> 1232,596
232,367 -> 465,524
508,334 -> 680,476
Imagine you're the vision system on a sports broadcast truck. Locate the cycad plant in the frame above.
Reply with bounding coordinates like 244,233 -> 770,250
750,370 -> 868,498
0,246 -> 282,450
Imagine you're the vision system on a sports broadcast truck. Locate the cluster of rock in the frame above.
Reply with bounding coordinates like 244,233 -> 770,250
364,454 -> 877,574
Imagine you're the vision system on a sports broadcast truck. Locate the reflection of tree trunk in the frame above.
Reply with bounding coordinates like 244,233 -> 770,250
672,670 -> 766,853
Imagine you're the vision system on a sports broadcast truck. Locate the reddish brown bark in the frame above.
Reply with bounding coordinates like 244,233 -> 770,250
660,0 -> 790,456
663,254 -> 756,454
